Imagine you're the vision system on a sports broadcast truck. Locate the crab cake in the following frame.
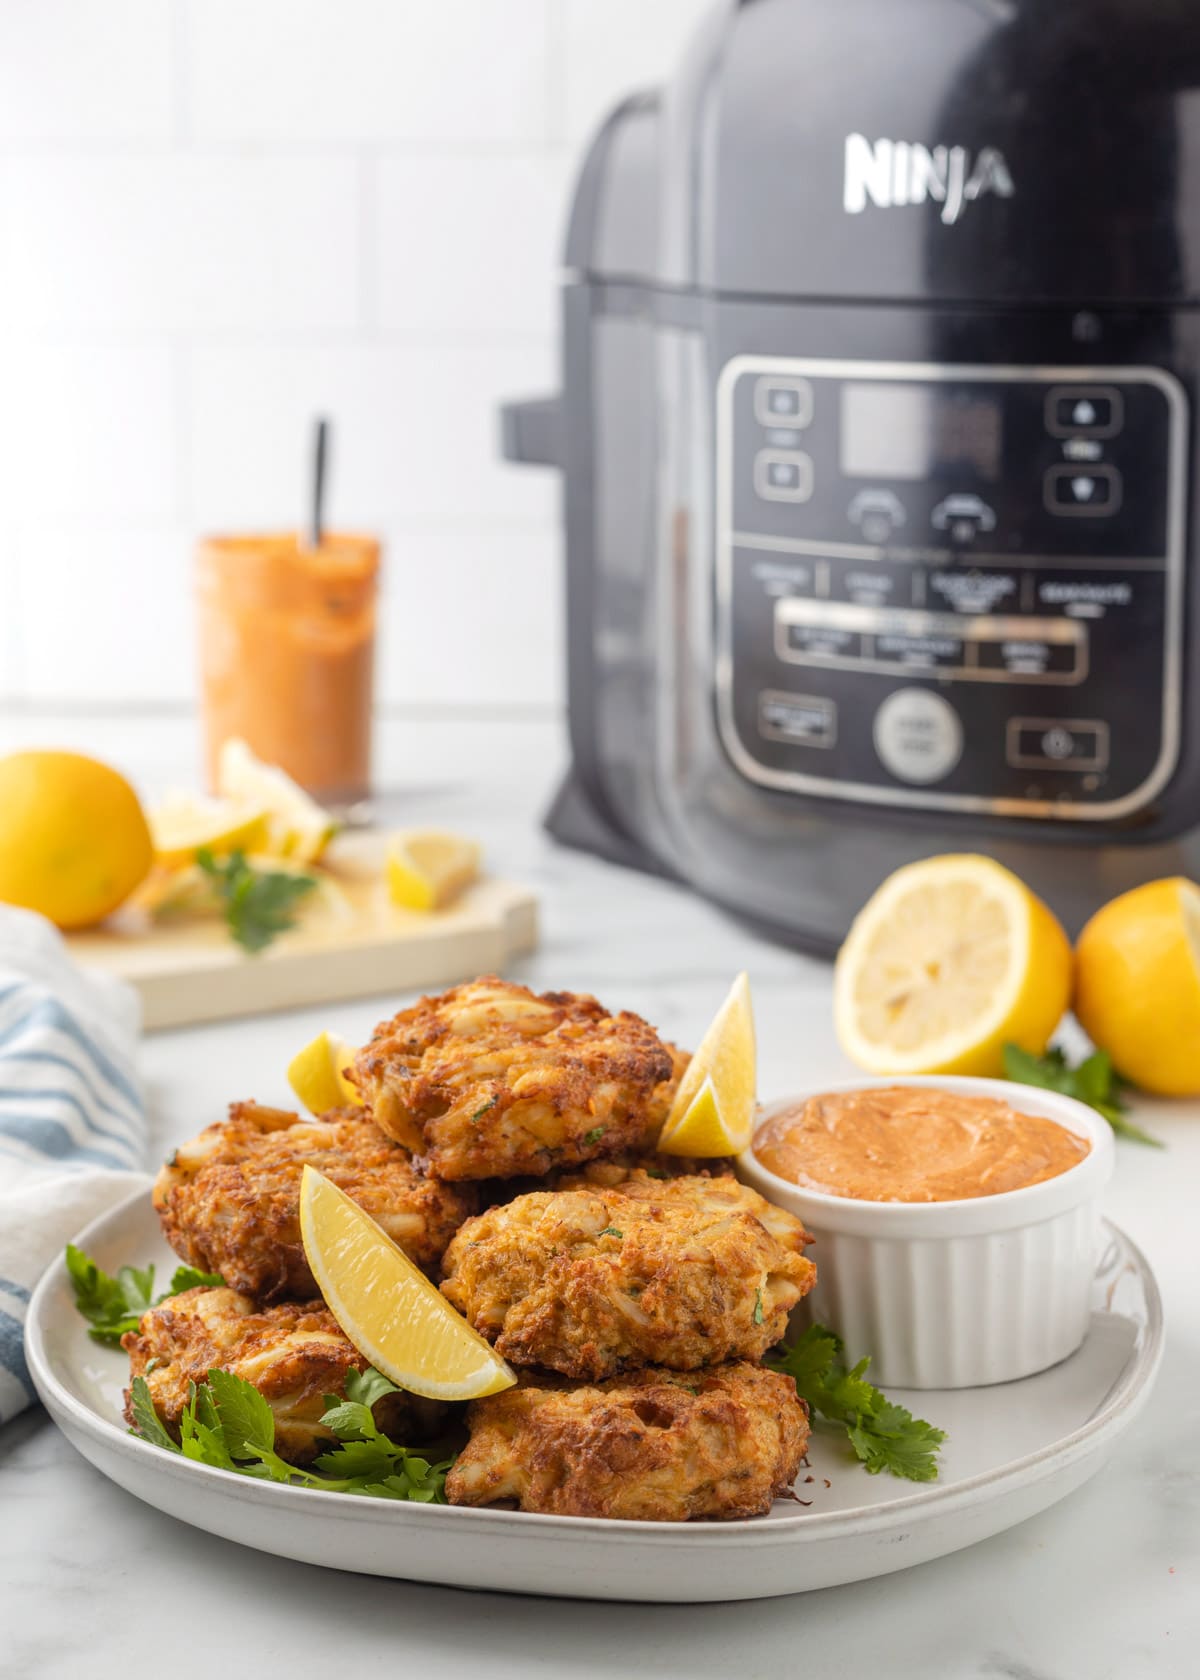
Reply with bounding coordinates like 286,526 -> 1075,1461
446,1362 -> 808,1521
153,1101 -> 475,1301
122,1287 -> 441,1465
351,977 -> 681,1181
550,1154 -> 734,1191
440,1172 -> 816,1379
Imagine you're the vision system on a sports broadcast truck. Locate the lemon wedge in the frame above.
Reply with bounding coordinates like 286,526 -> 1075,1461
1075,877 -> 1200,1095
288,1030 -> 363,1115
299,1166 -> 516,1401
149,791 -> 271,869
834,853 -> 1071,1077
217,738 -> 338,864
658,972 -> 756,1156
386,830 -> 481,911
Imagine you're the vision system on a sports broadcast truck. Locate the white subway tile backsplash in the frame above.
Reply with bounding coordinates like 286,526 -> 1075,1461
186,0 -> 552,145
0,531 -> 22,697
0,2 -> 683,710
187,342 -> 558,526
377,522 -> 561,708
14,524 -> 195,704
561,0 -> 715,143
5,156 -> 360,332
9,345 -> 177,520
376,154 -> 571,336
0,1 -> 173,142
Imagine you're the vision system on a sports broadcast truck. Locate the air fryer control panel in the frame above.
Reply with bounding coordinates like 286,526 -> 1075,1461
714,356 -> 1186,820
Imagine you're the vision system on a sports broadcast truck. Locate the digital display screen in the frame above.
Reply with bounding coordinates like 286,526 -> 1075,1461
840,383 -> 1003,482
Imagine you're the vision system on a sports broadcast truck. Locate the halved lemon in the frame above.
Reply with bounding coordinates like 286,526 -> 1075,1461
299,1166 -> 516,1401
834,854 -> 1071,1077
217,738 -> 338,864
149,792 -> 271,869
1075,877 -> 1200,1095
288,1030 -> 363,1115
658,972 -> 756,1156
386,829 -> 481,911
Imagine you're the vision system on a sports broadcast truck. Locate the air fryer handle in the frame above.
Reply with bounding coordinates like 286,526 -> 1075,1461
500,394 -> 563,469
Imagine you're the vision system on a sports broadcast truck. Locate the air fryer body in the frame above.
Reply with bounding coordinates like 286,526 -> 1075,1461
507,0 -> 1200,953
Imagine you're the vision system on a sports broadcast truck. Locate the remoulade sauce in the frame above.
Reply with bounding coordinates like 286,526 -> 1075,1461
753,1086 -> 1090,1204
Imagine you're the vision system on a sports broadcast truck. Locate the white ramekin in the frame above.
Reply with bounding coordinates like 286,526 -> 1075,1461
739,1074 -> 1115,1390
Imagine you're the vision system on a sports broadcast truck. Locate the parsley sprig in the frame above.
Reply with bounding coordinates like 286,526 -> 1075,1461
1003,1043 -> 1163,1149
196,847 -> 318,954
65,1244 -> 223,1346
768,1323 -> 946,1483
129,1365 -> 450,1502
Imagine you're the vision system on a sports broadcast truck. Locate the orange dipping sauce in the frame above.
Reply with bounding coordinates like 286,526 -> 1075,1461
197,532 -> 379,803
753,1086 -> 1090,1204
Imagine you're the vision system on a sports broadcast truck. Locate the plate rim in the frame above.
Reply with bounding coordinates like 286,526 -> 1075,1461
27,1189 -> 1165,1548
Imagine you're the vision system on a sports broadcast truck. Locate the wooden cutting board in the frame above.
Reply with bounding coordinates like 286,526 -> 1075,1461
65,836 -> 538,1031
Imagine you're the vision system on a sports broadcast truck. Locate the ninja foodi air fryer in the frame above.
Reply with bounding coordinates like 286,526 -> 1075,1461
503,0 -> 1200,955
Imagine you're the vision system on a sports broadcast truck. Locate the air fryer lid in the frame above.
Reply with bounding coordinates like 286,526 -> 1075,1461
575,0 -> 1200,305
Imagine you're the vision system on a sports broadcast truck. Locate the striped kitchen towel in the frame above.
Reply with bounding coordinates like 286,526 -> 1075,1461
0,905 -> 149,1422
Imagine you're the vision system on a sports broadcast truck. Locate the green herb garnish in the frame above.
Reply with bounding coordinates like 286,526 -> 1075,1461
768,1323 -> 946,1483
196,847 -> 318,954
583,1125 -> 607,1145
128,1365 -> 450,1501
1003,1043 -> 1163,1148
752,1288 -> 764,1326
66,1245 -> 223,1346
599,1226 -> 623,1239
470,1096 -> 498,1124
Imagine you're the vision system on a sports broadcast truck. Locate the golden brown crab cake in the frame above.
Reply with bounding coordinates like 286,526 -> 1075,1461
446,1362 -> 809,1521
121,1287 -> 442,1465
153,1101 -> 476,1301
550,1153 -> 734,1191
440,1173 -> 815,1379
351,976 -> 680,1181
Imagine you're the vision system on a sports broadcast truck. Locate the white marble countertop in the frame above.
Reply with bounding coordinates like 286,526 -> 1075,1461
1,712 -> 1196,1678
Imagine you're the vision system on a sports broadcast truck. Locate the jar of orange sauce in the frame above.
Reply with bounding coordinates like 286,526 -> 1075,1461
197,532 -> 379,804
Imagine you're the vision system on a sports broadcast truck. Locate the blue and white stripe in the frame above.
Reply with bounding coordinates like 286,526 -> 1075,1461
0,907 -> 146,1422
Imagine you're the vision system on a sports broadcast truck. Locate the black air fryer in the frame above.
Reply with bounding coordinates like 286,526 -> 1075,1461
504,0 -> 1200,955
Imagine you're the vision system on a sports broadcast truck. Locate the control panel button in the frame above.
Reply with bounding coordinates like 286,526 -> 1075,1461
976,637 -> 1083,679
1045,386 -> 1123,438
847,488 -> 907,544
874,630 -> 964,670
1044,463 -> 1121,516
931,494 -> 997,542
781,621 -> 862,661
758,691 -> 836,748
1006,719 -> 1110,771
873,689 -> 963,785
755,448 -> 814,502
754,377 -> 813,429
927,568 -> 1019,615
829,563 -> 901,607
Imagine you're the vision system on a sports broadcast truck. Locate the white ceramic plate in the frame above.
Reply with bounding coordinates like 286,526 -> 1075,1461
28,1190 -> 1163,1603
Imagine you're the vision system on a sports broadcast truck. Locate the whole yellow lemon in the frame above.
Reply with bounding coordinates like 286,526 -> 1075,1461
1074,877 -> 1200,1096
0,750 -> 153,929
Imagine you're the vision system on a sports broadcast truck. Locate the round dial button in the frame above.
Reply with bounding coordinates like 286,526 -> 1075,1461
873,689 -> 963,785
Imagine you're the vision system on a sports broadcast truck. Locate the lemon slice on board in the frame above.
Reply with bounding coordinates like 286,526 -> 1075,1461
217,738 -> 338,864
299,1167 -> 516,1401
834,853 -> 1071,1078
386,830 -> 481,911
288,1030 -> 363,1115
148,792 -> 271,869
658,972 -> 756,1156
1075,877 -> 1200,1095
